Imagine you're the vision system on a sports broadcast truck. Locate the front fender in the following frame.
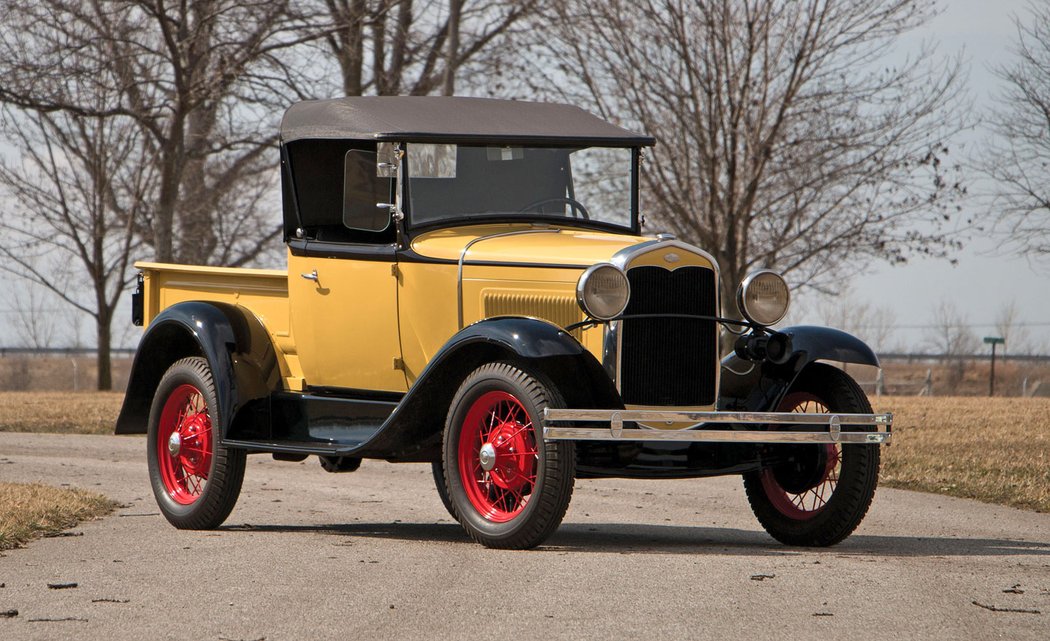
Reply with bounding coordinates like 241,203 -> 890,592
719,325 -> 879,412
780,325 -> 880,368
429,316 -> 623,409
353,316 -> 622,459
114,301 -> 279,437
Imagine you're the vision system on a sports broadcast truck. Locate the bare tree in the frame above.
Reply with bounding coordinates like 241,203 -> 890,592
925,300 -> 979,356
0,107 -> 147,389
316,0 -> 538,97
528,0 -> 966,310
924,299 -> 978,391
983,3 -> 1050,267
11,288 -> 63,350
0,0 -> 318,266
817,290 -> 899,353
995,300 -> 1031,356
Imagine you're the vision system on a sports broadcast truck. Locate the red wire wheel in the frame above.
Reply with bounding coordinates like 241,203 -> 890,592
442,362 -> 575,549
146,356 -> 245,530
758,393 -> 841,520
456,390 -> 539,523
155,383 -> 213,505
742,363 -> 881,547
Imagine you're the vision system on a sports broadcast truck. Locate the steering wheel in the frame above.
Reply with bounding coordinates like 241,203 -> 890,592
518,196 -> 590,220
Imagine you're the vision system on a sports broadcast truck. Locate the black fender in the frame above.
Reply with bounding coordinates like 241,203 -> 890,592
114,301 -> 280,437
718,325 -> 879,412
351,316 -> 622,460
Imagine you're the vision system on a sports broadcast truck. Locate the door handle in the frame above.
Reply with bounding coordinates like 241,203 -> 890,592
300,270 -> 319,282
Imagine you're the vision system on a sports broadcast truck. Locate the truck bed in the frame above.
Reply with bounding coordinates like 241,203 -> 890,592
136,261 -> 300,387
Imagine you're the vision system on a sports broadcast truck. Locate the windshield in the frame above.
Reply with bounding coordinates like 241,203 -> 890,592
406,144 -> 635,229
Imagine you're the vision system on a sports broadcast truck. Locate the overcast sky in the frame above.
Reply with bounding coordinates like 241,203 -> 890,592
1,0 -> 1047,354
794,0 -> 1050,352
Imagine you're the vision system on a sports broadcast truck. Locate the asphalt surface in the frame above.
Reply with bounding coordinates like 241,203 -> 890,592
0,431 -> 1048,641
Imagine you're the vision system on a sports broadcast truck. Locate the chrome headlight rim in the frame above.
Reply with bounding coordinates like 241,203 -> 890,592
576,263 -> 630,321
737,269 -> 790,327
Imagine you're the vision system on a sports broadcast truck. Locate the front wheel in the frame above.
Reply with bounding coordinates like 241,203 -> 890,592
146,357 -> 246,529
431,459 -> 457,520
743,364 -> 880,547
442,362 -> 575,549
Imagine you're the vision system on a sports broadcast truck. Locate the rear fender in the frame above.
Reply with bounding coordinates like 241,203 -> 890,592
115,301 -> 280,437
719,325 -> 879,411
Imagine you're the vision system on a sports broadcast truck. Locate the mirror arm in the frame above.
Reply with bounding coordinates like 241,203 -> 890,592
391,144 -> 406,246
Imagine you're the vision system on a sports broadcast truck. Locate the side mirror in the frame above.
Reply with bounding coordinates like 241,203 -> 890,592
343,149 -> 393,232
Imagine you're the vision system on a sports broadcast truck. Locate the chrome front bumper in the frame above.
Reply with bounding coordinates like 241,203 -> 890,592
542,409 -> 892,444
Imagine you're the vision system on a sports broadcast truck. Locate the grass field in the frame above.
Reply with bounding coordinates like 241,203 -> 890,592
0,482 -> 116,550
874,396 -> 1050,513
0,392 -> 124,434
0,392 -> 1048,513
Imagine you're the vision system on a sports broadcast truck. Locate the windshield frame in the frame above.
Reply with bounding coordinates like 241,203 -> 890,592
401,144 -> 642,235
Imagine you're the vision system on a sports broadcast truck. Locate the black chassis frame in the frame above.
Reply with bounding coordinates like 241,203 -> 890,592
116,300 -> 879,479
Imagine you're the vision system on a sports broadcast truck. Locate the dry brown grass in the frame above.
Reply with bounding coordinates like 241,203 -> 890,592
874,396 -> 1050,512
0,482 -> 117,550
0,392 -> 124,434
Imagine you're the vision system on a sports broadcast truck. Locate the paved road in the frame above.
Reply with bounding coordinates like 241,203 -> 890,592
0,432 -> 1047,640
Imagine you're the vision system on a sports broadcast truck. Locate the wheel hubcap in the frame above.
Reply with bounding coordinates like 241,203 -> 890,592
479,443 -> 497,471
457,390 -> 539,523
167,432 -> 182,457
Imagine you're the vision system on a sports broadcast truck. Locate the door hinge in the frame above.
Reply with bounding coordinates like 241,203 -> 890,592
393,357 -> 405,371
390,263 -> 399,277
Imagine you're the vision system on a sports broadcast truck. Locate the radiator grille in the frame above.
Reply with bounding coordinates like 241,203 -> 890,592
483,291 -> 584,340
619,266 -> 718,406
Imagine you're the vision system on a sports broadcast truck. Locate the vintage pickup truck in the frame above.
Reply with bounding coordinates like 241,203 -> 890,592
117,97 -> 891,549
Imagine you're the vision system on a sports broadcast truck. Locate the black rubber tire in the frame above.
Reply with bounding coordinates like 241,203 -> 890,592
442,362 -> 575,549
146,357 -> 246,530
743,363 -> 880,547
431,459 -> 457,520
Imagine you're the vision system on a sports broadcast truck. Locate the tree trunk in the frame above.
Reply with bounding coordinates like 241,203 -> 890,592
96,308 -> 113,391
341,0 -> 367,95
443,0 -> 461,96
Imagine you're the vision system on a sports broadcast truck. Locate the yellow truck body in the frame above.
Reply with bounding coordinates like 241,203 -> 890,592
120,96 -> 890,550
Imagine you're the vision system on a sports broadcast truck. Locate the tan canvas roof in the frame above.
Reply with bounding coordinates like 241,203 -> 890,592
280,96 -> 654,146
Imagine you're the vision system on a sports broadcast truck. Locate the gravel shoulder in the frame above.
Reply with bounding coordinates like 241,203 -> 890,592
1,431 -> 1048,640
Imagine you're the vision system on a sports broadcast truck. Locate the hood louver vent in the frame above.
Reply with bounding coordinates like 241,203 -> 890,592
483,292 -> 584,340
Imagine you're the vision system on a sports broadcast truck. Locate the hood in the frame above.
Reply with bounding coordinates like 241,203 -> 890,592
409,224 -> 652,266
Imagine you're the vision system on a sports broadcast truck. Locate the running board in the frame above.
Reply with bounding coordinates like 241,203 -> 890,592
221,438 -> 364,456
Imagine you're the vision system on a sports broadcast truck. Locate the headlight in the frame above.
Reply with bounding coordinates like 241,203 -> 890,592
576,263 -> 630,321
737,270 -> 790,326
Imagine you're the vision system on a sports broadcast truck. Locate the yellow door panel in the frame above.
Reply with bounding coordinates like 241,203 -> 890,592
397,261 -> 459,384
288,251 -> 407,392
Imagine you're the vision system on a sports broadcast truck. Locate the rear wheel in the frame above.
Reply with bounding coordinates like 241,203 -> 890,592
743,364 -> 880,546
442,362 -> 575,549
147,357 -> 246,529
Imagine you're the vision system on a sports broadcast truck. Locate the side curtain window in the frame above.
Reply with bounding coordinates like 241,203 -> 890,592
283,140 -> 395,244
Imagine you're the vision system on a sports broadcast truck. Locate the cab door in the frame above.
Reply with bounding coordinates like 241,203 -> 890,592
288,248 -> 406,392
283,141 -> 406,393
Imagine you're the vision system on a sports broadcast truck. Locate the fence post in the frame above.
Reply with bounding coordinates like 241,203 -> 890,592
920,369 -> 932,397
875,369 -> 884,397
71,358 -> 78,392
